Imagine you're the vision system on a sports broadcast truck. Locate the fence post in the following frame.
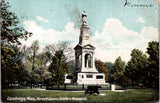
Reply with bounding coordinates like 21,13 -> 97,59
82,84 -> 84,89
64,84 -> 66,90
111,84 -> 115,91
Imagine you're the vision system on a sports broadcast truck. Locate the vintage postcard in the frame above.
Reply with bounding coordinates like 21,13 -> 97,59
1,0 -> 159,102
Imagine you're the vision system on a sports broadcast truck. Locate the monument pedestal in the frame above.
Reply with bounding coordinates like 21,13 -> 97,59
77,72 -> 107,85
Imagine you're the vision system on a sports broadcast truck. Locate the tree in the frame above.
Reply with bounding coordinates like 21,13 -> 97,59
25,52 -> 49,88
68,60 -> 75,73
105,62 -> 113,73
146,41 -> 159,88
43,46 -> 53,65
1,1 -> 31,44
23,41 -> 40,88
105,62 -> 114,83
95,60 -> 109,82
126,49 -> 148,88
1,46 -> 19,87
30,40 -> 39,71
45,42 -> 72,88
48,50 -> 69,89
46,41 -> 73,62
36,53 -> 50,87
1,1 -> 32,88
111,57 -> 125,85
11,45 -> 31,87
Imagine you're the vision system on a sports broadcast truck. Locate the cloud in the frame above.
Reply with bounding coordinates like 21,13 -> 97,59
95,49 -> 131,63
136,17 -> 146,23
22,21 -> 79,48
22,18 -> 158,63
36,16 -> 50,23
92,19 -> 158,62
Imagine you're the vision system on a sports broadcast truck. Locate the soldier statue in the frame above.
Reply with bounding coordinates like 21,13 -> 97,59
82,11 -> 87,24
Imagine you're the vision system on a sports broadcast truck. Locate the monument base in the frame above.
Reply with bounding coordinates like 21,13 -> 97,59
76,72 -> 107,85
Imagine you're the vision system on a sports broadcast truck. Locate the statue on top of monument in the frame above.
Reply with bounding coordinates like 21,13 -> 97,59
82,11 -> 87,24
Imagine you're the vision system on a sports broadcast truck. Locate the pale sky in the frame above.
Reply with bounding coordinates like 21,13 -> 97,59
6,0 -> 159,63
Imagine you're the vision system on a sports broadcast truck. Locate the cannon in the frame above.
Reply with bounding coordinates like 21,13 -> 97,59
85,85 -> 102,94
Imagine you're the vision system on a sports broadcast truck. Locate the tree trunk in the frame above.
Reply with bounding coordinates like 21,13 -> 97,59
57,59 -> 61,89
18,81 -> 20,88
41,79 -> 42,88
57,81 -> 59,89
8,78 -> 10,88
32,51 -> 35,71
8,72 -> 10,88
11,81 -> 12,87
30,80 -> 32,88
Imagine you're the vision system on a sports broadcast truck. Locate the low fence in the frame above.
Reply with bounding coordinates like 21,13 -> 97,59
2,84 -> 126,90
46,84 -> 124,90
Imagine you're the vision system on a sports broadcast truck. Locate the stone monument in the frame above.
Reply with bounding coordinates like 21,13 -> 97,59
74,11 -> 106,85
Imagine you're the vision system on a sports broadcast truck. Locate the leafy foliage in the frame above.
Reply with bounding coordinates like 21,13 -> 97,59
30,40 -> 39,71
125,49 -> 148,87
110,57 -> 126,84
146,41 -> 159,88
24,41 -> 50,87
1,1 -> 32,44
1,1 -> 32,88
105,62 -> 113,73
48,50 -> 69,87
1,45 -> 19,87
12,45 -> 31,85
95,60 -> 109,81
105,62 -> 114,83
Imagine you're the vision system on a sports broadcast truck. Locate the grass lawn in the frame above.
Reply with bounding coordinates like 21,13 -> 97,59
1,88 -> 159,102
